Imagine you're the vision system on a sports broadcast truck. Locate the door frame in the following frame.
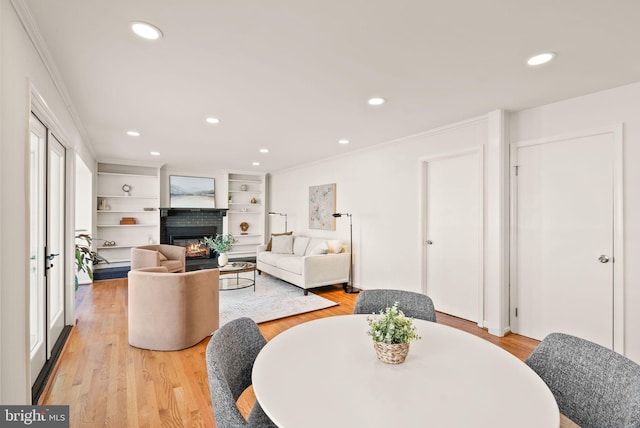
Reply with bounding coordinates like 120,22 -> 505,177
30,83 -> 76,325
29,83 -> 77,386
420,148 -> 485,327
509,125 -> 624,352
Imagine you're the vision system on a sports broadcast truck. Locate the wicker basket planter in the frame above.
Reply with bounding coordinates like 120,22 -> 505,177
374,341 -> 410,364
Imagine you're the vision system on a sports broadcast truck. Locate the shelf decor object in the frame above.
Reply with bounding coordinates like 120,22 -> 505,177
332,212 -> 358,294
169,175 -> 215,208
120,217 -> 137,225
240,222 -> 250,235
268,211 -> 288,232
309,183 -> 336,230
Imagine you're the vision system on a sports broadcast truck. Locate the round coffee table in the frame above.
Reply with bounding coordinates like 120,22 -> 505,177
218,261 -> 256,291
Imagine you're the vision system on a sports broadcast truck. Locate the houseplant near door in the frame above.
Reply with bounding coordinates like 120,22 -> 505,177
204,234 -> 237,267
75,232 -> 108,290
366,302 -> 421,364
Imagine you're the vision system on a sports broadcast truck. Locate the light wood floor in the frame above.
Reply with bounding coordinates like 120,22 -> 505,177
41,278 -> 553,427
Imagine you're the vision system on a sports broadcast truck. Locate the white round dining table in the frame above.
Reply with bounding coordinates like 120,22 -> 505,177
252,315 -> 559,428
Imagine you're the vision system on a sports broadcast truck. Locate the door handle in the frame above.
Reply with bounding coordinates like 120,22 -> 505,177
46,253 -> 59,261
598,255 -> 610,263
426,240 -> 433,245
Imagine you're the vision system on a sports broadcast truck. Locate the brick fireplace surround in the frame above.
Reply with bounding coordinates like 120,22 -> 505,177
160,208 -> 227,270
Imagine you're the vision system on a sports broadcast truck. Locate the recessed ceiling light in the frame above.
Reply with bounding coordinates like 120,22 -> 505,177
205,117 -> 220,124
127,131 -> 140,137
338,139 -> 349,145
150,151 -> 160,156
368,97 -> 385,106
527,52 -> 555,66
252,162 -> 260,166
259,148 -> 269,153
130,22 -> 163,40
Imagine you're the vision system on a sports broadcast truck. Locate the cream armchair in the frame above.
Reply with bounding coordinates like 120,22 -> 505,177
128,266 -> 220,351
130,244 -> 186,273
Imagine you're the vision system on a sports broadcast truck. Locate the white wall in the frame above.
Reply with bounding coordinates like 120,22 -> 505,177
510,81 -> 640,363
75,154 -> 93,285
1,0 -> 94,403
269,118 -> 491,293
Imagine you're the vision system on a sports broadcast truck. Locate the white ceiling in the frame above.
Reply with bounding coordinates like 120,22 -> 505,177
21,0 -> 640,173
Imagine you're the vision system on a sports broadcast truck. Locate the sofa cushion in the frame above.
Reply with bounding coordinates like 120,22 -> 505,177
308,241 -> 329,255
158,252 -> 168,261
305,238 -> 328,256
266,231 -> 293,251
272,234 -> 294,254
276,256 -> 303,275
327,240 -> 344,254
293,237 -> 311,256
258,251 -> 297,266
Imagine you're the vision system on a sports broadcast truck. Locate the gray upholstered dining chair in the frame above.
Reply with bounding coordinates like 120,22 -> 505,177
353,289 -> 437,322
525,332 -> 640,428
206,317 -> 277,428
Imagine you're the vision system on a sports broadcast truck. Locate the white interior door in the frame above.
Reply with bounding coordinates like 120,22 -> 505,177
424,151 -> 482,323
512,131 -> 617,349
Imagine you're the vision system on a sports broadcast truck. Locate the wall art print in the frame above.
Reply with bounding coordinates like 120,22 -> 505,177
309,183 -> 336,230
170,175 -> 215,208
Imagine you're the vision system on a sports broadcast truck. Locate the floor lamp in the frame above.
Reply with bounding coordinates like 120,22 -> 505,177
268,212 -> 288,232
332,213 -> 359,294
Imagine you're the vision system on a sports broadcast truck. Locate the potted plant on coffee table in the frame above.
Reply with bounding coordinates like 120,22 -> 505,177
204,234 -> 237,267
366,302 -> 421,364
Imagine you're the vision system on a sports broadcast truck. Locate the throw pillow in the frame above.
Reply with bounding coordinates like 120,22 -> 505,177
158,252 -> 168,261
271,234 -> 294,254
327,240 -> 344,254
293,237 -> 311,256
266,231 -> 293,251
309,241 -> 329,255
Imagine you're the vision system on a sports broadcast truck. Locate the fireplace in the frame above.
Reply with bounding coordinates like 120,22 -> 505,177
166,226 -> 217,259
160,209 -> 227,266
172,236 -> 211,259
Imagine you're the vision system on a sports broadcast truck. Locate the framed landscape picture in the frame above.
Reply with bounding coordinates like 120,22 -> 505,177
170,175 -> 215,208
309,183 -> 336,230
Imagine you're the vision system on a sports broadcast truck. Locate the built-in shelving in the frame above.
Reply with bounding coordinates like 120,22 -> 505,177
226,172 -> 266,259
95,162 -> 161,269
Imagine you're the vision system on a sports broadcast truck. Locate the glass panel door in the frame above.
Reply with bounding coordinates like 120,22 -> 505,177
29,113 -> 67,385
29,114 -> 46,383
47,133 -> 66,352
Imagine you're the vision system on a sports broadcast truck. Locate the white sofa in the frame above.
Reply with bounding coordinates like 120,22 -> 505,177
256,235 -> 350,294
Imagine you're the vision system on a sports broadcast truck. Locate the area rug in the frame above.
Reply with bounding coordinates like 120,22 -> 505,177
219,274 -> 339,326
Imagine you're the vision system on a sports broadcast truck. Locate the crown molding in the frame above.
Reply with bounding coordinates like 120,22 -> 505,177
98,158 -> 165,169
11,0 -> 95,158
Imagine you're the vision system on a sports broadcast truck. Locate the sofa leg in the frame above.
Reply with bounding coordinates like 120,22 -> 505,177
304,290 -> 308,296
257,270 -> 261,275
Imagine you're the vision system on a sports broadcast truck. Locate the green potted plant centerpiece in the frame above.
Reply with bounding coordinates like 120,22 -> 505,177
204,234 -> 237,267
366,302 -> 421,364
